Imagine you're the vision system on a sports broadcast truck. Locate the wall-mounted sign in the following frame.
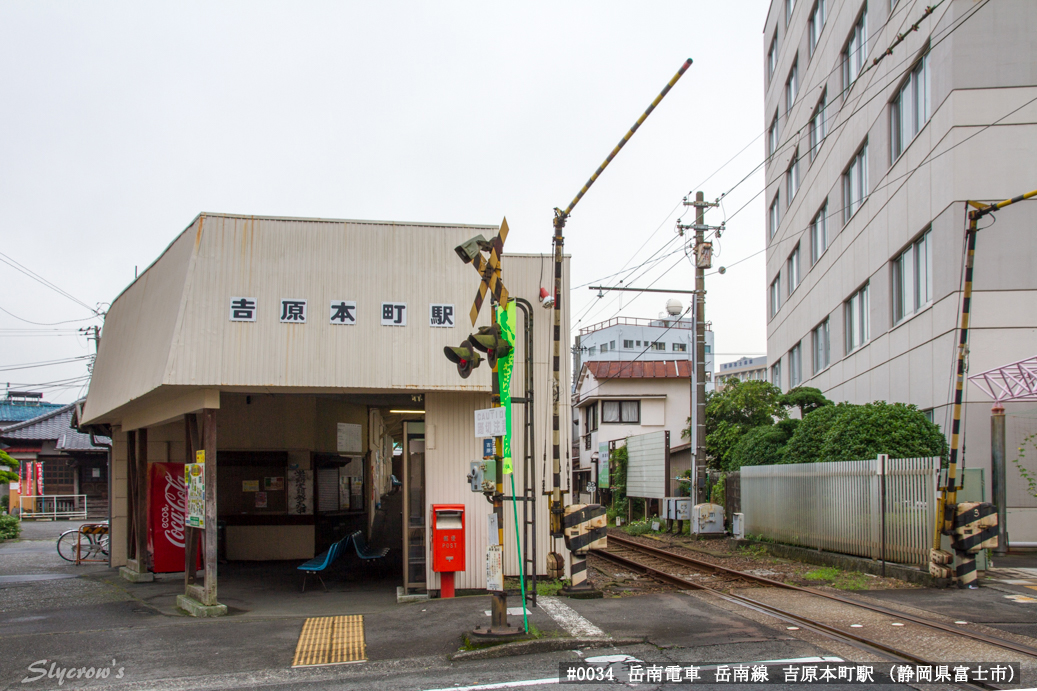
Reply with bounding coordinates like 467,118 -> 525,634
429,304 -> 455,327
287,469 -> 313,515
280,299 -> 307,323
337,423 -> 363,454
474,408 -> 506,438
229,297 -> 257,322
381,303 -> 407,326
330,301 -> 356,325
486,544 -> 504,592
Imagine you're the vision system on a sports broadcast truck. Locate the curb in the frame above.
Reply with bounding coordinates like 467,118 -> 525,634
450,636 -> 645,661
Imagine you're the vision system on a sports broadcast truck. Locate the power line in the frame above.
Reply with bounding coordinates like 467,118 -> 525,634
0,251 -> 102,316
0,355 -> 93,373
0,303 -> 101,326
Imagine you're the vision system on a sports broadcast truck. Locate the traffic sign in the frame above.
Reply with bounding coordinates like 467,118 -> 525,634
474,408 -> 506,438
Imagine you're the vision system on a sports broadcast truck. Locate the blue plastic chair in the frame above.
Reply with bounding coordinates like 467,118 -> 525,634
298,537 -> 346,592
348,530 -> 389,561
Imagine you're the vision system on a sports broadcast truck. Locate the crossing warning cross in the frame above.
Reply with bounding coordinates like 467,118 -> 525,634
466,218 -> 510,326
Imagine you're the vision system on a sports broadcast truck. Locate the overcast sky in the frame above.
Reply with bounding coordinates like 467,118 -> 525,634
0,2 -> 770,404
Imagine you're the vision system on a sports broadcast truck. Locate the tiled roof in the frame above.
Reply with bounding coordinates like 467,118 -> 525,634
0,401 -> 64,425
584,360 -> 692,380
0,402 -> 108,451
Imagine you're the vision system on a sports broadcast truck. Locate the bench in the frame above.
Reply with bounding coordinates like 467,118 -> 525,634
347,530 -> 389,561
297,532 -> 389,592
298,537 -> 345,592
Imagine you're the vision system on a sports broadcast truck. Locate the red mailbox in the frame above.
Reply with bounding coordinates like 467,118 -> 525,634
431,504 -> 465,598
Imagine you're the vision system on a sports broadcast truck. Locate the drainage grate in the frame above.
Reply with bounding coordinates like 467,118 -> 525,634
291,615 -> 366,667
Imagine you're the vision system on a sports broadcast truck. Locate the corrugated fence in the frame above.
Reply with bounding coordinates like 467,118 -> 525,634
741,456 -> 939,565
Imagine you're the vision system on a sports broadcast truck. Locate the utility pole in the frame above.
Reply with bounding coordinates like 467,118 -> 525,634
678,193 -> 719,487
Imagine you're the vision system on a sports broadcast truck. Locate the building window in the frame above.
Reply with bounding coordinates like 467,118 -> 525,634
810,202 -> 828,264
600,343 -> 609,353
768,32 -> 778,79
771,361 -> 783,390
610,340 -> 616,350
673,342 -> 687,352
587,346 -> 597,356
785,0 -> 795,26
586,403 -> 598,432
623,339 -> 634,349
892,228 -> 933,324
785,59 -> 798,117
769,191 -> 781,237
809,91 -> 828,160
891,53 -> 931,161
842,9 -> 867,95
651,342 -> 666,351
705,344 -> 711,354
787,245 -> 801,295
768,110 -> 779,157
812,318 -> 830,372
789,342 -> 803,387
843,142 -> 869,222
602,400 -> 640,424
786,152 -> 800,203
845,283 -> 870,353
770,275 -> 782,318
808,0 -> 826,55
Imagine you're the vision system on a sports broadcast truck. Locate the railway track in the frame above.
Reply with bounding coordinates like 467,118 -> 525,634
596,533 -> 1037,689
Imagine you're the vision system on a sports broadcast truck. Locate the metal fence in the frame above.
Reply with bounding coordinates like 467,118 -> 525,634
741,456 -> 939,565
18,494 -> 88,520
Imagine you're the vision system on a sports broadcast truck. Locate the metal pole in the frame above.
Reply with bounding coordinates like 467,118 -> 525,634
490,304 -> 509,631
547,58 -> 694,559
880,454 -> 886,578
991,403 -> 1008,555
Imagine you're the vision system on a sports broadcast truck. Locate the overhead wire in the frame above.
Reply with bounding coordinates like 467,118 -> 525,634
0,251 -> 102,316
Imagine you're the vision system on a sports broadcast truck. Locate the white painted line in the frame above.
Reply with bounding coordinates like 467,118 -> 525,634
537,596 -> 606,637
423,677 -> 558,691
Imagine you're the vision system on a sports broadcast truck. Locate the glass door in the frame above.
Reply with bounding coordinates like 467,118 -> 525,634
402,421 -> 426,592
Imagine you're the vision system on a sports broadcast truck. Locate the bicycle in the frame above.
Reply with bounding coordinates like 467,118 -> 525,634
56,522 -> 109,563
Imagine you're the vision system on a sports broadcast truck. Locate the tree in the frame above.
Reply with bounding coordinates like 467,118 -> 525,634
686,380 -> 787,469
0,450 -> 17,484
784,401 -> 947,464
727,419 -> 800,470
780,387 -> 831,416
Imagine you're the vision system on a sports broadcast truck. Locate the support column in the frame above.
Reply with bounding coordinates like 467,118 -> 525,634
178,409 -> 226,617
120,429 -> 154,582
991,404 -> 1009,556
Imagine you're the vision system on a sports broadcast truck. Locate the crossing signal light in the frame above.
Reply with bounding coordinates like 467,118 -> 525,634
444,340 -> 483,378
468,325 -> 512,367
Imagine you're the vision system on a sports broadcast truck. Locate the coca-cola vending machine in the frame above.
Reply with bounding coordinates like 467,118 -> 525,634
148,462 -> 201,573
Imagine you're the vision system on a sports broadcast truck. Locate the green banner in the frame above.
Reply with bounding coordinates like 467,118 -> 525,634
496,301 -> 516,474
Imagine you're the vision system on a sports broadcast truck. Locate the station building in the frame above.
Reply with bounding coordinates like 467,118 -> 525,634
79,213 -> 570,601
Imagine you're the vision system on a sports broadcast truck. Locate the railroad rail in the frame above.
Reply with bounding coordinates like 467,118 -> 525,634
596,533 -> 1037,689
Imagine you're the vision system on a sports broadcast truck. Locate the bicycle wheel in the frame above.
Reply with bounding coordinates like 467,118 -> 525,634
56,531 -> 80,562
99,533 -> 110,556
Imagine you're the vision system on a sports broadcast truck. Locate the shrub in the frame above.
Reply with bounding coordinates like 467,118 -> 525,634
784,401 -> 947,464
727,419 -> 800,470
0,514 -> 20,541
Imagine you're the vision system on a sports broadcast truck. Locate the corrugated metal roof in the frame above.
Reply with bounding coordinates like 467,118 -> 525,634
85,214 -> 535,425
584,360 -> 691,380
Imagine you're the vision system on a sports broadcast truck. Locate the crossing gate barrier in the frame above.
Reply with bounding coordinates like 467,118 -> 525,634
563,504 -> 607,589
951,501 -> 998,588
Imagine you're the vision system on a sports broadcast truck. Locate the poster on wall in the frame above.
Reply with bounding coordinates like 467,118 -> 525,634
287,468 -> 313,515
185,463 -> 205,529
242,480 -> 259,492
264,477 -> 283,491
485,544 -> 504,592
148,462 -> 201,574
255,491 -> 268,509
598,442 -> 610,488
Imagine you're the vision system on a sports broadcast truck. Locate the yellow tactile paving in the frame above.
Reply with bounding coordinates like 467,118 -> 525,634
292,615 -> 366,667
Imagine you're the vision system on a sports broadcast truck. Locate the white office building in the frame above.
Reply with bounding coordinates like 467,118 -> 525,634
763,0 -> 1037,543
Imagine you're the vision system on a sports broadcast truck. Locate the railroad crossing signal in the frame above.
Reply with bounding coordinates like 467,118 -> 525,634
468,324 -> 512,367
444,340 -> 483,378
454,218 -> 510,326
